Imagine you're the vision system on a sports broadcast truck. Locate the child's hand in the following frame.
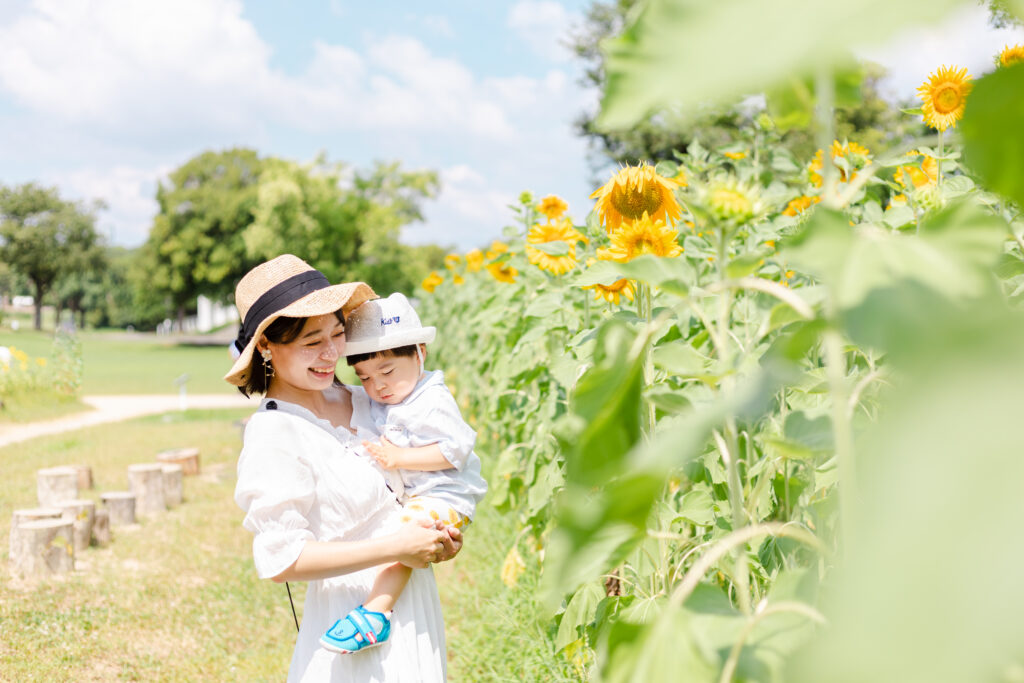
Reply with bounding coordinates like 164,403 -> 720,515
363,436 -> 404,470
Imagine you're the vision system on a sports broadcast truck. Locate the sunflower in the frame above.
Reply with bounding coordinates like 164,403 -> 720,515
421,271 -> 444,293
590,163 -> 683,232
486,240 -> 509,261
723,150 -> 747,160
453,273 -> 465,286
465,249 -> 484,272
444,253 -> 462,270
536,194 -> 568,220
584,278 -> 636,305
999,44 -> 1024,68
917,65 -> 972,131
525,218 -> 585,275
486,261 -> 518,284
596,212 -> 683,262
809,140 -> 873,187
895,154 -> 938,189
704,176 -> 762,222
782,195 -> 820,217
888,193 -> 908,209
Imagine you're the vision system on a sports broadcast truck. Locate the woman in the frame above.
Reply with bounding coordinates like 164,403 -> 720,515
225,254 -> 461,682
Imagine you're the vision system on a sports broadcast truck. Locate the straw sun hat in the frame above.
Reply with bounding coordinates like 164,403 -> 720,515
223,254 -> 375,386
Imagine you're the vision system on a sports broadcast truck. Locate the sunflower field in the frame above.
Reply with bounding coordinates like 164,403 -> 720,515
420,2 -> 1024,681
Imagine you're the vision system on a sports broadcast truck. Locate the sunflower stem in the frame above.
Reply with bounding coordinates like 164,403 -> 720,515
814,65 -> 837,208
824,326 -> 857,554
637,281 -> 656,436
937,129 -> 944,188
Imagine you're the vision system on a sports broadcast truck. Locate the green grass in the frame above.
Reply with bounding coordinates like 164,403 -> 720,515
0,329 -> 236,395
0,391 -> 88,423
0,409 -> 579,681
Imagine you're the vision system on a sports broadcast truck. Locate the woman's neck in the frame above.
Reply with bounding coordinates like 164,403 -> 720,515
266,382 -> 352,429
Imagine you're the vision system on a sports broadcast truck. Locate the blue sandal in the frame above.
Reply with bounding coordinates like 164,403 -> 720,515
319,605 -> 392,654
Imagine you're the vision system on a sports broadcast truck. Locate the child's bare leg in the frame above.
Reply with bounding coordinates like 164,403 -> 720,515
362,561 -> 412,613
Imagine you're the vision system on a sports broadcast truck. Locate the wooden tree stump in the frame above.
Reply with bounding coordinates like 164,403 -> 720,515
161,464 -> 184,507
36,466 -> 79,507
57,499 -> 96,553
9,518 -> 74,579
156,447 -> 200,476
92,508 -> 111,546
100,492 -> 136,526
69,464 -> 94,490
10,508 -> 63,561
127,464 -> 165,515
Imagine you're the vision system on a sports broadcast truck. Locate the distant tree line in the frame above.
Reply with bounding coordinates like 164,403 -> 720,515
0,150 -> 446,331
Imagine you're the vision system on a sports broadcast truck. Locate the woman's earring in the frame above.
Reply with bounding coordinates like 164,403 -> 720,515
260,348 -> 275,379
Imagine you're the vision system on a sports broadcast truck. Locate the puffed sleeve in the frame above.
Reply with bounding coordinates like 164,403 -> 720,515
234,414 -> 317,579
407,388 -> 477,470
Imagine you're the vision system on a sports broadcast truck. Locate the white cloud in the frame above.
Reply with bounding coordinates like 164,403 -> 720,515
49,164 -> 173,246
0,0 -> 273,138
404,164 -> 515,249
507,0 -> 580,62
857,4 -> 1024,101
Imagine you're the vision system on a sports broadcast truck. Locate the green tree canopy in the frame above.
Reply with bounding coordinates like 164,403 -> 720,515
0,182 -> 103,330
138,149 -> 441,325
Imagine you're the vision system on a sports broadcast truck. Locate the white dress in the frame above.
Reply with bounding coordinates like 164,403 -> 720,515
234,396 -> 447,682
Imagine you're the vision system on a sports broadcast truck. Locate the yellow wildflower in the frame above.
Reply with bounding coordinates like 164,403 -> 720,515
782,195 -> 820,217
596,212 -> 683,262
584,278 -> 635,305
525,218 -> 585,276
723,151 -> 747,160
590,163 -> 683,232
465,249 -> 484,272
485,240 -> 509,261
421,271 -> 444,293
453,274 -> 465,286
444,253 -> 461,270
36,357 -> 47,367
487,261 -> 518,284
998,44 -> 1024,68
536,194 -> 568,221
917,65 -> 972,131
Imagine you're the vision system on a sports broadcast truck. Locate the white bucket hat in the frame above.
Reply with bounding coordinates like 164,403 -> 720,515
343,292 -> 436,356
223,254 -> 375,386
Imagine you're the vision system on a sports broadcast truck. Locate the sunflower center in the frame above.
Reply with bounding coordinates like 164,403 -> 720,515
711,189 -> 752,216
610,183 -> 664,221
632,238 -> 658,255
933,85 -> 962,114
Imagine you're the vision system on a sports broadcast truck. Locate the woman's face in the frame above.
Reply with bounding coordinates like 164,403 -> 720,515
262,313 -> 346,395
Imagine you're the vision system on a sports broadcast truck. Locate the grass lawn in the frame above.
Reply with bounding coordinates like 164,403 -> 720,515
0,328 -> 238,395
0,409 -> 577,682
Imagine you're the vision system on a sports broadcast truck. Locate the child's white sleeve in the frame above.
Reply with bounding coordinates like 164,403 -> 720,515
408,390 -> 476,471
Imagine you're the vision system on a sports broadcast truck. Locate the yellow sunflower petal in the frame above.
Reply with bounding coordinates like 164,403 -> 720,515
916,65 -> 973,132
590,163 -> 683,232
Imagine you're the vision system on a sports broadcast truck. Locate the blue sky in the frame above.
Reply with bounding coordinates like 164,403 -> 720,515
0,1 -> 1020,251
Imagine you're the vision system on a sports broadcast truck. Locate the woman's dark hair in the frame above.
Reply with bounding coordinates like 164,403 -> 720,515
238,309 -> 346,397
345,344 -> 418,367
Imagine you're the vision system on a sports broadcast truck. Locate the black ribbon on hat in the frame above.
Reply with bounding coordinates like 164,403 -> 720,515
233,270 -> 330,355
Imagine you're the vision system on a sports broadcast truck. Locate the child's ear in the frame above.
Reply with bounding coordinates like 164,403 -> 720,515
420,344 -> 428,360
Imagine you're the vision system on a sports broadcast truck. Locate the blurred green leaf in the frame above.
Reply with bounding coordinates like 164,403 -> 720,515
556,582 -> 605,651
961,62 -> 1024,208
530,240 -> 571,257
597,0 -> 961,128
652,339 -> 708,375
573,255 -> 693,295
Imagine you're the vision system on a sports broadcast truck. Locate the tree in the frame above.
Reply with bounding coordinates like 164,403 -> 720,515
140,148 -> 266,328
0,183 -> 103,330
243,157 -> 440,295
569,1 -> 917,170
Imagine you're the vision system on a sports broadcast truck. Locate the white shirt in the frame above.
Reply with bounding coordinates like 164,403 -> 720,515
234,395 -> 447,682
350,370 -> 487,520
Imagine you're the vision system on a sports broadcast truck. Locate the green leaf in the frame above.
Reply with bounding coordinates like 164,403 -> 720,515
961,62 -> 1024,208
573,255 -> 692,295
725,252 -> 763,279
530,240 -> 571,257
523,292 -> 564,318
646,386 -> 693,414
676,487 -> 715,526
597,0 -> 962,128
652,340 -> 707,375
556,582 -> 605,651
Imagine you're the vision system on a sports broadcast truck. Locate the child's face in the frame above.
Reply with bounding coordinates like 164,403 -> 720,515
352,350 -> 421,405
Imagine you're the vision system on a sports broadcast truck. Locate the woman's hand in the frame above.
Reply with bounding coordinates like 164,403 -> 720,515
394,519 -> 453,569
434,525 -> 463,563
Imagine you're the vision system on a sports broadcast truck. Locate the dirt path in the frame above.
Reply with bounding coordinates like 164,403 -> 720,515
0,393 -> 255,448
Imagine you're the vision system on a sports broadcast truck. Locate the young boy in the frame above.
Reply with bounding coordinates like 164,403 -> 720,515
319,292 -> 488,654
